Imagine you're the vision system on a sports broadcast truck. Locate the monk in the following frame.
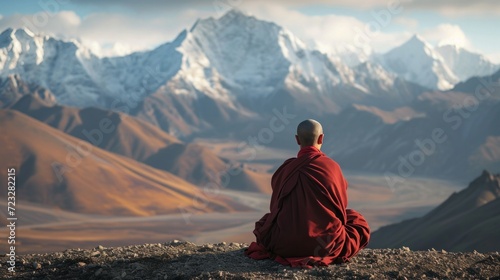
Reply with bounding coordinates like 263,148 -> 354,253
245,119 -> 370,268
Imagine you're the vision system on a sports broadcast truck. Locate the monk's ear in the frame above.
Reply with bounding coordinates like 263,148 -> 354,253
317,134 -> 324,145
295,135 -> 301,146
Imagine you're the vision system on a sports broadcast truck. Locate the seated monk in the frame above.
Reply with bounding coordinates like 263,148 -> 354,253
245,119 -> 370,268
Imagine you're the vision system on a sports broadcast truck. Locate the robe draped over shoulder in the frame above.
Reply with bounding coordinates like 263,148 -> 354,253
245,146 -> 370,268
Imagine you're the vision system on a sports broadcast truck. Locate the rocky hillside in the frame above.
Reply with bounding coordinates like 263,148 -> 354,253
1,241 -> 499,279
370,170 -> 500,252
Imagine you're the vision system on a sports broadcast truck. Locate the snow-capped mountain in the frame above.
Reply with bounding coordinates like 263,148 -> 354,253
376,35 -> 458,90
0,10 -> 426,133
0,28 -> 103,107
374,35 -> 499,90
436,44 -> 499,82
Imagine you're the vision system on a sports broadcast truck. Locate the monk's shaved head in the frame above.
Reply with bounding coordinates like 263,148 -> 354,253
296,119 -> 323,147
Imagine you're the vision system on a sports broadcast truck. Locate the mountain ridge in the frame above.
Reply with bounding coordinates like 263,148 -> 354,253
369,170 -> 500,252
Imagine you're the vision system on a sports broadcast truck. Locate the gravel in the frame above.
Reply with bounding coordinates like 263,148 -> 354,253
1,241 -> 499,279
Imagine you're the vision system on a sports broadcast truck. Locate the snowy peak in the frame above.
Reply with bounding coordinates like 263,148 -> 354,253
172,9 -> 322,98
379,34 -> 458,90
404,34 -> 433,52
0,27 -> 47,71
0,27 -> 36,46
0,27 -> 104,107
376,35 -> 499,90
179,9 -> 356,98
436,45 -> 499,81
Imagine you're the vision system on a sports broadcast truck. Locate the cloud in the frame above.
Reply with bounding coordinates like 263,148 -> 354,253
486,52 -> 500,64
71,0 -> 500,16
394,17 -> 419,29
402,0 -> 500,16
420,24 -> 472,48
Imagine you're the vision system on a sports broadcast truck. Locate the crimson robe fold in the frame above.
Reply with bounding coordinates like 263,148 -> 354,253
245,146 -> 370,268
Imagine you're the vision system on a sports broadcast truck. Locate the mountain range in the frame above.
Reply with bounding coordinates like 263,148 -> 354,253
370,170 -> 500,252
325,75 -> 500,181
1,10 -> 498,135
1,9 -> 499,182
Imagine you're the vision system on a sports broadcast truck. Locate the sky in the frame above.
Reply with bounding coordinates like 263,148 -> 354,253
0,0 -> 499,62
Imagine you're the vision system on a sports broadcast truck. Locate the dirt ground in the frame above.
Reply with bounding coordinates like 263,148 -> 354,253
2,240 -> 499,279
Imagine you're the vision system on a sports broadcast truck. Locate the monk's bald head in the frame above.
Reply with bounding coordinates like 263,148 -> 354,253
296,119 -> 324,147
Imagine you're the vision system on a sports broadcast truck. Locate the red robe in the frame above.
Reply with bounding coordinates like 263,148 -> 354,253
245,146 -> 370,268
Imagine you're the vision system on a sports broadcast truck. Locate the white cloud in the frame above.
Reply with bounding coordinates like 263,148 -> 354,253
403,0 -> 500,16
420,24 -> 472,48
74,0 -> 500,16
486,52 -> 500,64
394,17 -> 419,29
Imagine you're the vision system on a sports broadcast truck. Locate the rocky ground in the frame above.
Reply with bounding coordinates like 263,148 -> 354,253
1,241 -> 499,279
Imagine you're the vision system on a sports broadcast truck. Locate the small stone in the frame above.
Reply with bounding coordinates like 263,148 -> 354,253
77,262 -> 86,267
163,274 -> 168,279
172,239 -> 180,244
402,246 -> 410,252
98,245 -> 105,250
441,249 -> 447,254
91,251 -> 101,257
95,268 -> 103,276
121,271 -> 126,277
33,262 -> 42,270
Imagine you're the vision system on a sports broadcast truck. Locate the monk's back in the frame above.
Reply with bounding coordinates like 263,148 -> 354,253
269,153 -> 349,257
246,119 -> 370,267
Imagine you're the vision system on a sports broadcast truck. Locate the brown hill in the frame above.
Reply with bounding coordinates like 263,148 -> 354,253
145,143 -> 272,193
370,170 -> 500,252
0,109 -> 241,216
9,94 -> 179,161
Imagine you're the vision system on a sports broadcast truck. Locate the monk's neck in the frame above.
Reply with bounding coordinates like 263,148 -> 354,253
297,146 -> 321,157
